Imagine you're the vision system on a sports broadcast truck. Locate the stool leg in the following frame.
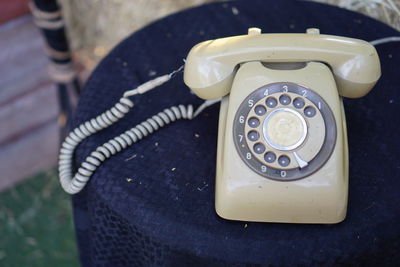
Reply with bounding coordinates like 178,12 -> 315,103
29,0 -> 81,140
56,83 -> 73,140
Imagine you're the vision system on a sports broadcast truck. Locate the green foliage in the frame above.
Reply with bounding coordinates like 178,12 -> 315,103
0,169 -> 79,267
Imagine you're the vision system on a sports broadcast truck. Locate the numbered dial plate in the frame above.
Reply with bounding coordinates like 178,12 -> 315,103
233,82 -> 337,181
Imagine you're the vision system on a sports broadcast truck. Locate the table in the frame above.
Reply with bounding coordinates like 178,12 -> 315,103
71,0 -> 400,265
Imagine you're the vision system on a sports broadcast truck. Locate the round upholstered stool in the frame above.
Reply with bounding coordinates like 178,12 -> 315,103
71,0 -> 400,265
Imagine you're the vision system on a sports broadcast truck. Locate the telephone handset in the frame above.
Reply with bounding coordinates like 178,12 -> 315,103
184,28 -> 381,223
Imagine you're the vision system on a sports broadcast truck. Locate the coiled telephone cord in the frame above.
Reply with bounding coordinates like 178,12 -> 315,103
59,101 -> 195,194
59,66 -> 220,194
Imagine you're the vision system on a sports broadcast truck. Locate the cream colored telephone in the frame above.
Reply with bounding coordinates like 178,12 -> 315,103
183,28 -> 381,223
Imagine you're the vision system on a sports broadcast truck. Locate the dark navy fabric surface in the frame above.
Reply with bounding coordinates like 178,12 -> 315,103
71,0 -> 400,265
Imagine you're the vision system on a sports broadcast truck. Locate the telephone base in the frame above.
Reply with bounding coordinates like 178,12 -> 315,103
214,62 -> 349,224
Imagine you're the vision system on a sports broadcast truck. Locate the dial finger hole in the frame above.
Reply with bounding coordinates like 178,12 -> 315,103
279,94 -> 291,105
247,130 -> 259,142
266,97 -> 277,108
278,155 -> 290,167
264,151 -> 276,163
248,117 -> 260,128
253,143 -> 266,154
304,106 -> 316,118
254,105 -> 267,116
293,97 -> 305,109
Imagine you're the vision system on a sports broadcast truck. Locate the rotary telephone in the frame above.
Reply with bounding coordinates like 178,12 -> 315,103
183,28 -> 381,223
59,27 -> 382,224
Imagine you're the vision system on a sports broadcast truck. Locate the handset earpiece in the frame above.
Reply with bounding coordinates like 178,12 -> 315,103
183,29 -> 381,99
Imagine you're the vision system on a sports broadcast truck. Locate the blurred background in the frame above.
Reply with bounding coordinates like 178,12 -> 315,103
0,0 -> 399,266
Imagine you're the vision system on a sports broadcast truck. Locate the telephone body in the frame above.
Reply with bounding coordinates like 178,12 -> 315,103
184,28 -> 381,223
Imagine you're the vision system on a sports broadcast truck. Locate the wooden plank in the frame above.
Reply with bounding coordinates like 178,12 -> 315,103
0,119 -> 59,191
0,83 -> 58,145
0,15 -> 50,106
0,0 -> 30,24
